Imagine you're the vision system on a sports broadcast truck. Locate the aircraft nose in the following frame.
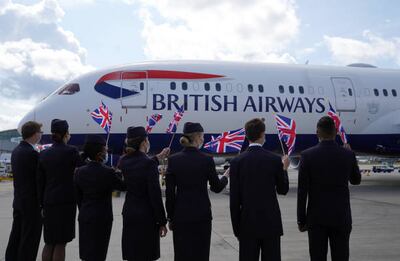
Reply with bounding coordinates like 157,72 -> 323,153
18,109 -> 35,133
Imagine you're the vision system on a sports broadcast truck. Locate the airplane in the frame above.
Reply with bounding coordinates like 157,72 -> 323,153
18,60 -> 400,164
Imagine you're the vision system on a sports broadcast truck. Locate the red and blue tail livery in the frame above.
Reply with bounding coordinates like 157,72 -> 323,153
94,70 -> 224,99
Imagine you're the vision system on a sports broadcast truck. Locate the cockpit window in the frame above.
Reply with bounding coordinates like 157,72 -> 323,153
58,83 -> 80,95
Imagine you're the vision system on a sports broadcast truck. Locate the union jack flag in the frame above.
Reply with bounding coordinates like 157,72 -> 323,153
204,128 -> 245,154
146,114 -> 163,133
166,106 -> 184,134
327,103 -> 348,144
274,114 -> 297,156
91,102 -> 113,133
36,143 -> 52,152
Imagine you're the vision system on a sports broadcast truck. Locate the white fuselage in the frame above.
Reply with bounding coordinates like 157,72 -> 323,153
19,61 -> 400,154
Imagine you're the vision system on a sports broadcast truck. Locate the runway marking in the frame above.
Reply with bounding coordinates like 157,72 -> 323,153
352,197 -> 400,207
211,229 -> 239,252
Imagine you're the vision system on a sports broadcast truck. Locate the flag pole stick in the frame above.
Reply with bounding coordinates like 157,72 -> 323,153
168,132 -> 176,148
106,116 -> 112,147
277,131 -> 286,156
272,113 -> 286,156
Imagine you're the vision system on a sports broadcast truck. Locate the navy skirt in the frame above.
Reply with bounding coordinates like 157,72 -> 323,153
122,217 -> 160,260
79,220 -> 112,261
43,204 -> 76,244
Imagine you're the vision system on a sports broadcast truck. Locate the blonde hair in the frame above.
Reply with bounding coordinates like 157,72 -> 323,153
180,132 -> 201,147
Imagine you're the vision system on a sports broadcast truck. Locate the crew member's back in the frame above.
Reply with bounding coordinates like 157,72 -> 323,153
297,116 -> 361,261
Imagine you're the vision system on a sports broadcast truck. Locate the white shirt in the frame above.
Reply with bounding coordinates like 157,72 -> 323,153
248,143 -> 263,147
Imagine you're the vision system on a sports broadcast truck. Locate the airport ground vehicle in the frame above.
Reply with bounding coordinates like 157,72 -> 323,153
372,165 -> 395,173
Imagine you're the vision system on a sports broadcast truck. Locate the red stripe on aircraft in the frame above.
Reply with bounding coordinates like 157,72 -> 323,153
96,70 -> 224,84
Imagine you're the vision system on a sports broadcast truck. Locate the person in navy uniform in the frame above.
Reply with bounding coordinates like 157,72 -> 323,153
229,118 -> 290,261
119,126 -> 169,261
166,122 -> 229,261
37,119 -> 82,261
74,135 -> 125,261
5,121 -> 43,261
297,116 -> 361,261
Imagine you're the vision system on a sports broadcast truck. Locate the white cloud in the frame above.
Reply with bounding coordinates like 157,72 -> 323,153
0,0 -> 94,130
138,0 -> 299,62
324,30 -> 400,66
0,95 -> 39,131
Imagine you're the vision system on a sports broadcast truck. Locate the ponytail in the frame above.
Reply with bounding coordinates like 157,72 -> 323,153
179,133 -> 200,147
125,136 -> 146,155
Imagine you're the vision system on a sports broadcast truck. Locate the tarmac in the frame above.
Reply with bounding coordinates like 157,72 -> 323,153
1,169 -> 400,261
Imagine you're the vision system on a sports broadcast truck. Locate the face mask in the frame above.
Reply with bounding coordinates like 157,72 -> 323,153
102,153 -> 108,164
198,143 -> 203,149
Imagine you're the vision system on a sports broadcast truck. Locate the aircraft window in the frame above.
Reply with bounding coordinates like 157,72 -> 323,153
289,85 -> 294,94
236,83 -> 243,92
227,83 -> 233,92
308,86 -> 314,94
204,83 -> 210,91
279,85 -> 284,93
58,83 -> 80,95
182,82 -> 188,90
299,86 -> 304,94
392,89 -> 397,97
248,84 -> 254,92
374,89 -> 379,96
348,88 -> 353,96
364,89 -> 370,96
140,82 -> 144,91
383,89 -> 388,97
170,82 -> 176,90
215,83 -> 221,91
318,87 -> 324,94
258,84 -> 264,93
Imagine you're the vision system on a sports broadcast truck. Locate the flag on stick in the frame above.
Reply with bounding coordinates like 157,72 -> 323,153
274,114 -> 297,156
327,102 -> 348,144
91,101 -> 113,144
146,113 -> 163,133
166,105 -> 185,147
204,128 -> 245,154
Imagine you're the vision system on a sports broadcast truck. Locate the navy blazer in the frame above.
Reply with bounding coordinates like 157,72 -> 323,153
74,161 -> 125,223
229,145 -> 289,238
37,142 -> 81,207
11,141 -> 40,211
165,147 -> 228,223
119,151 -> 167,226
297,140 -> 361,228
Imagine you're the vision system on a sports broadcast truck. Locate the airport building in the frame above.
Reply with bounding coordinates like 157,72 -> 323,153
0,129 -> 19,153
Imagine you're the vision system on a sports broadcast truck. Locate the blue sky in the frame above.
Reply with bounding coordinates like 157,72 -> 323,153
0,0 -> 400,130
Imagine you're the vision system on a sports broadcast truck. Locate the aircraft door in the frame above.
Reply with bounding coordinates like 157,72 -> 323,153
120,71 -> 148,108
330,77 -> 356,112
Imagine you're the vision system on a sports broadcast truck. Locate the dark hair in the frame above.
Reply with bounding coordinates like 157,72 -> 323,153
51,133 -> 65,143
125,136 -> 146,155
245,118 -> 266,142
21,121 -> 42,140
83,142 -> 105,161
317,116 -> 336,139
